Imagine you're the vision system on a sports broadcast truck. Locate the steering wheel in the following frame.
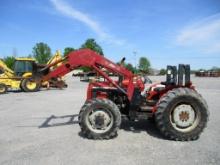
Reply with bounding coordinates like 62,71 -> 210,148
120,57 -> 126,65
142,75 -> 152,84
118,57 -> 126,85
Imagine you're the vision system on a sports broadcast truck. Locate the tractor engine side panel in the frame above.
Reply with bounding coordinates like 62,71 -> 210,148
87,82 -> 130,115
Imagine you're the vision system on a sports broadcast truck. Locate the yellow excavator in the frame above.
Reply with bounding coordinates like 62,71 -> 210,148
0,51 -> 66,94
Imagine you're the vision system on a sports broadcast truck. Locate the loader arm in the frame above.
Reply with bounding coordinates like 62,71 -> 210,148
0,59 -> 15,77
47,50 -> 63,66
42,49 -> 136,100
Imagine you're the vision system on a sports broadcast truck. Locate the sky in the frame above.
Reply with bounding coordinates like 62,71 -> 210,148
0,0 -> 220,69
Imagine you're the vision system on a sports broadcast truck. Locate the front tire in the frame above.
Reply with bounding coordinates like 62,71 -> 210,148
0,83 -> 7,94
21,78 -> 40,92
155,88 -> 209,141
79,98 -> 121,139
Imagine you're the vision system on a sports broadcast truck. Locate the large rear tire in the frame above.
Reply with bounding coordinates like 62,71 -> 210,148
79,98 -> 121,139
0,83 -> 7,94
21,78 -> 40,92
155,88 -> 209,141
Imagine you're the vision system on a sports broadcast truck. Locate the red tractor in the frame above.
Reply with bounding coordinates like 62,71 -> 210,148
40,49 -> 209,140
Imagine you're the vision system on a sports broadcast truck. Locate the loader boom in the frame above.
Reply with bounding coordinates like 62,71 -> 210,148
0,59 -> 14,77
42,49 -> 139,100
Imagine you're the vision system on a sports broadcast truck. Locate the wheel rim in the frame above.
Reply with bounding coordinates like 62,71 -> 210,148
170,104 -> 200,132
0,86 -> 5,93
26,80 -> 37,90
0,85 -> 6,93
86,108 -> 114,134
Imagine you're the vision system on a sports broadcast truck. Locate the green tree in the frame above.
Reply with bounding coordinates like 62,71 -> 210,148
159,68 -> 166,75
64,47 -> 75,56
79,39 -> 104,72
81,38 -> 104,55
138,57 -> 151,73
125,63 -> 135,73
32,42 -> 52,64
3,56 -> 15,69
211,66 -> 220,71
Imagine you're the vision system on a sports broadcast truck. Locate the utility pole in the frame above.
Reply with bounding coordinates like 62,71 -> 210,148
133,51 -> 137,73
12,47 -> 17,57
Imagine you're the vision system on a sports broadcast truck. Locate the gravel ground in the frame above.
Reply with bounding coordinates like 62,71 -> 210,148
0,75 -> 220,165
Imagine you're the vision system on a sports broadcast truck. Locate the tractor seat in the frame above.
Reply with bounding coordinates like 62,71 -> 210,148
161,81 -> 176,86
153,86 -> 165,92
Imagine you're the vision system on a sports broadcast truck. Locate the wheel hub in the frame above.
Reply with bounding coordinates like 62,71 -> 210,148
89,110 -> 112,131
95,115 -> 105,127
26,81 -> 37,90
172,104 -> 195,128
179,111 -> 190,122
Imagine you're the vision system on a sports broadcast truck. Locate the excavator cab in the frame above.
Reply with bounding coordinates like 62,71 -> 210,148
13,58 -> 36,77
0,67 -> 3,74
